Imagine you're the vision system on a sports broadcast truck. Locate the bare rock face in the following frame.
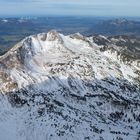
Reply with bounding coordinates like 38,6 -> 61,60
0,30 -> 140,140
46,30 -> 63,42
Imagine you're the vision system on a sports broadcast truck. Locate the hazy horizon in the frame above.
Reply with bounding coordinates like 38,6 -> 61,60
0,0 -> 140,17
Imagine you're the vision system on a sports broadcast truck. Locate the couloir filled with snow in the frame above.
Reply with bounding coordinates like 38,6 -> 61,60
0,30 -> 140,140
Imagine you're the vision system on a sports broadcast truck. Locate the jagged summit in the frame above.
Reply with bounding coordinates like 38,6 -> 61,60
0,31 -> 140,140
0,30 -> 139,91
0,30 -> 62,57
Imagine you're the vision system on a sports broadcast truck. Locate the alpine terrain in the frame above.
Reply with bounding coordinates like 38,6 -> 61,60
0,30 -> 140,140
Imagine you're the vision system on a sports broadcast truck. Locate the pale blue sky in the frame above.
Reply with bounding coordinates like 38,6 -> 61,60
0,0 -> 140,17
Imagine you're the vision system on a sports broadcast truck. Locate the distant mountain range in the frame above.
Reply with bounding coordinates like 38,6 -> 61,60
92,18 -> 140,36
0,17 -> 140,35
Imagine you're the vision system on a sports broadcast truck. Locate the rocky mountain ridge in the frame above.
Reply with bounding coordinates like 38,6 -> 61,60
0,30 -> 140,140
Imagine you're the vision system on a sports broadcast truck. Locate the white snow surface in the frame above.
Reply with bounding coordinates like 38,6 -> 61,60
0,30 -> 140,140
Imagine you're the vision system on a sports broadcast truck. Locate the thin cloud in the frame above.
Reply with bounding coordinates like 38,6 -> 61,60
0,0 -> 139,17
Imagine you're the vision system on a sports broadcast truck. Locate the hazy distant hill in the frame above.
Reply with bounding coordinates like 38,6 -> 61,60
92,18 -> 140,36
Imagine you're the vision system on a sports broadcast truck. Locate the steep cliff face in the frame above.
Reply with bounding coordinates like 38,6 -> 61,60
0,30 -> 140,140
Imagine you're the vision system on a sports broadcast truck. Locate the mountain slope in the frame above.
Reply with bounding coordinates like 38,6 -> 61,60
0,30 -> 140,140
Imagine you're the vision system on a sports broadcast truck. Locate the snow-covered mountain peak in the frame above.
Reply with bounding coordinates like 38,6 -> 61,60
0,31 -> 139,89
0,31 -> 140,140
46,30 -> 63,42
